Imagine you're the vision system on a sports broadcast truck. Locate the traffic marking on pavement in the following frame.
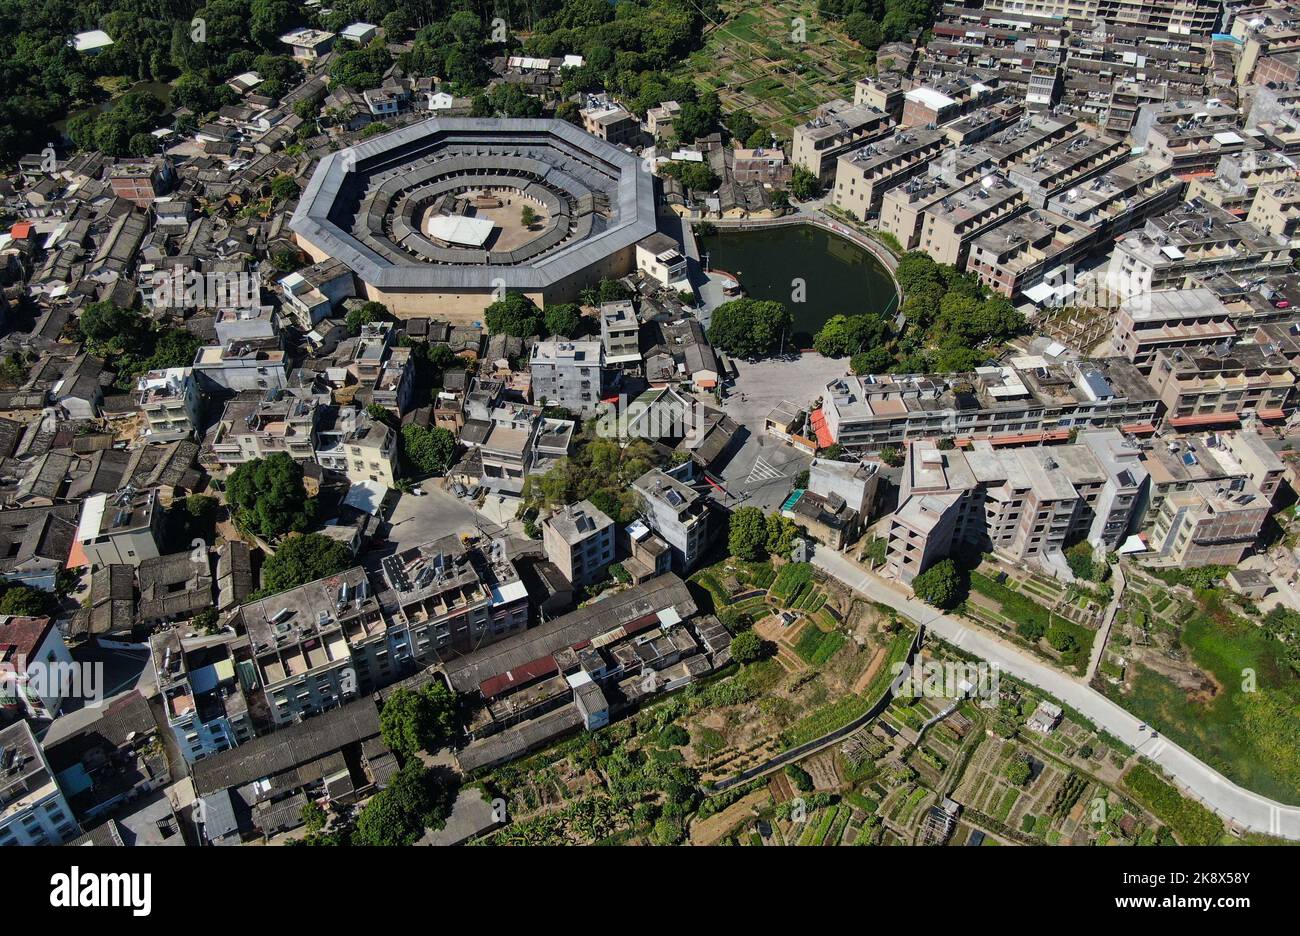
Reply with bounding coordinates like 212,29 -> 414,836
745,456 -> 785,484
748,457 -> 785,486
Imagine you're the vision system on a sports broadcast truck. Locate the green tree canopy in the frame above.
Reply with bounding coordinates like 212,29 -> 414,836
911,559 -> 961,609
258,533 -> 352,596
729,629 -> 768,665
707,298 -> 793,358
484,293 -> 545,337
226,453 -> 316,538
543,303 -> 583,338
813,313 -> 890,358
765,513 -> 800,560
790,166 -> 820,200
354,761 -> 456,846
270,173 -> 298,202
728,506 -> 767,560
379,682 -> 460,756
402,425 -> 456,477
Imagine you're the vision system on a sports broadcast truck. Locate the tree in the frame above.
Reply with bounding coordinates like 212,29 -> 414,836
0,352 -> 28,389
912,559 -> 961,609
674,93 -> 720,142
329,43 -> 393,90
185,494 -> 218,519
226,453 -> 316,538
259,534 -> 352,596
354,761 -> 456,846
851,347 -> 891,375
80,301 -> 141,344
543,303 -> 582,338
878,445 -> 904,467
402,425 -> 456,476
1004,753 -> 1033,787
729,629 -> 767,664
728,506 -> 768,560
707,298 -> 793,358
661,160 -> 719,192
346,301 -> 388,334
1047,622 -> 1080,654
845,13 -> 885,49
301,800 -> 327,833
520,204 -> 540,227
653,815 -> 686,845
790,166 -> 820,200
658,724 -> 690,747
812,313 -> 889,357
717,607 -> 752,633
786,763 -> 814,792
765,513 -> 800,559
0,584 -> 52,617
270,173 -> 298,202
380,682 -> 459,756
484,293 -> 544,337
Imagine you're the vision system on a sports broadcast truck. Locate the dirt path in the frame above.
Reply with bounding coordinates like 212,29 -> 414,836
851,646 -> 887,695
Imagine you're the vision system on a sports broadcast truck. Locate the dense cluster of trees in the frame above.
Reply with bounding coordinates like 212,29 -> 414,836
353,760 -> 456,846
257,532 -> 353,596
345,300 -> 390,335
0,579 -> 56,616
3,0 -> 724,165
226,452 -> 317,538
520,432 -> 663,525
329,39 -> 394,90
728,507 -> 801,562
0,0 -> 309,162
817,0 -> 939,53
728,629 -> 768,665
812,312 -> 890,360
706,298 -> 793,358
887,251 -> 1026,374
77,302 -> 201,390
401,424 -> 456,477
482,293 -> 587,339
658,159 -> 719,193
790,166 -> 820,200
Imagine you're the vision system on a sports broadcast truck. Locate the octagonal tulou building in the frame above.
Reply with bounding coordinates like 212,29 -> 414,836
289,117 -> 659,321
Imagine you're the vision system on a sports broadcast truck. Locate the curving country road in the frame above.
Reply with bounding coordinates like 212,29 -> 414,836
812,548 -> 1300,841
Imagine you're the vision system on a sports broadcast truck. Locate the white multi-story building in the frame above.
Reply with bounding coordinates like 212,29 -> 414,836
151,630 -> 255,763
0,720 -> 79,846
137,367 -> 202,442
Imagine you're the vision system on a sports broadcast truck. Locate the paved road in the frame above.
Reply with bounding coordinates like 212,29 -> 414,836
812,548 -> 1300,840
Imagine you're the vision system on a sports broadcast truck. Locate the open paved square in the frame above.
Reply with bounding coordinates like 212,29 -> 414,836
713,352 -> 849,511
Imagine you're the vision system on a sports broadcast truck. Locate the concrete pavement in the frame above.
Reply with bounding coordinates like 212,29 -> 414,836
1086,563 -> 1125,680
812,548 -> 1300,840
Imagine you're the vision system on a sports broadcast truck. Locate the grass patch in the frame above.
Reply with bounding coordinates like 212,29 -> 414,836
1123,764 -> 1224,846
1110,590 -> 1300,804
792,623 -> 845,667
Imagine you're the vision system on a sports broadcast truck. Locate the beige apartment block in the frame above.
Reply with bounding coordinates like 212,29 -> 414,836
881,171 -> 1025,265
1111,288 -> 1237,373
1247,181 -> 1300,248
831,128 -> 946,220
792,99 -> 893,182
